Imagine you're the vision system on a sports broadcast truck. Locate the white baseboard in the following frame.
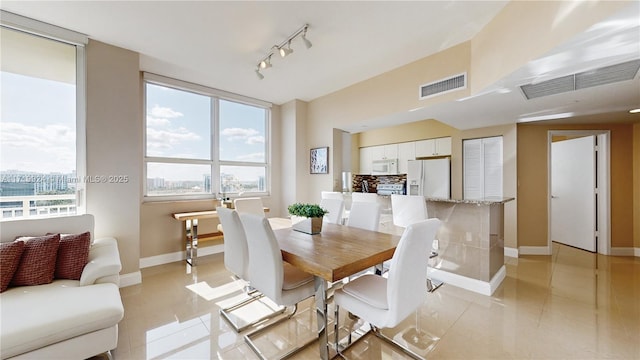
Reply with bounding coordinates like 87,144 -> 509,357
519,246 -> 552,255
504,247 -> 518,258
428,265 -> 506,296
119,271 -> 142,287
609,247 -> 636,256
139,244 -> 224,269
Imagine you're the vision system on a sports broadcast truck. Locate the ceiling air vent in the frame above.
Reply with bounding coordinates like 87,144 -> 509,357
520,59 -> 640,100
419,73 -> 467,100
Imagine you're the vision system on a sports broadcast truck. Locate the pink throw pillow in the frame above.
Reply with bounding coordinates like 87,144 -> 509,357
11,234 -> 60,286
1,241 -> 25,292
55,232 -> 91,280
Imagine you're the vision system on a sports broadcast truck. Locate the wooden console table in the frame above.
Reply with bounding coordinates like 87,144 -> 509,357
172,208 -> 269,266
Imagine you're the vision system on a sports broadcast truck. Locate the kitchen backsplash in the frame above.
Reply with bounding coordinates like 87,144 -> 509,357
352,174 -> 407,193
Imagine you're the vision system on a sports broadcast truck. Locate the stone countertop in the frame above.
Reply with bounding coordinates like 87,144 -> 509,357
425,197 -> 515,205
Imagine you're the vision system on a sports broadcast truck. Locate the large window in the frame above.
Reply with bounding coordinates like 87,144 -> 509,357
144,74 -> 270,200
0,12 -> 87,219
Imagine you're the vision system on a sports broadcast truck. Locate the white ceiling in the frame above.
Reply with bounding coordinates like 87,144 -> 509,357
2,1 -> 639,131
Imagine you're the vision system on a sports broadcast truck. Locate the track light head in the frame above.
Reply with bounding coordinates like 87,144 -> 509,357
302,34 -> 312,49
255,68 -> 264,80
259,56 -> 272,69
302,27 -> 312,49
279,42 -> 293,57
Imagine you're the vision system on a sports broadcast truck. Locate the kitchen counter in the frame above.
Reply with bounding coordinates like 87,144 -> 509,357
426,197 -> 514,295
425,196 -> 515,205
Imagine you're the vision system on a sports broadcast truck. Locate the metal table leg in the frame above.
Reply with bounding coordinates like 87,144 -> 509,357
315,276 -> 330,360
186,219 -> 198,266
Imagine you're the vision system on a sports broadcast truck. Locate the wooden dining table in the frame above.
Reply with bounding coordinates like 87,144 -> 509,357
271,219 -> 401,360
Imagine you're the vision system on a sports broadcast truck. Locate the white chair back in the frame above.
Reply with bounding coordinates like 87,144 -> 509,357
216,207 -> 249,280
391,194 -> 428,228
320,198 -> 344,224
351,192 -> 378,203
347,202 -> 380,231
234,197 -> 265,217
321,191 -> 343,200
385,218 -> 440,327
239,213 -> 283,302
239,213 -> 315,307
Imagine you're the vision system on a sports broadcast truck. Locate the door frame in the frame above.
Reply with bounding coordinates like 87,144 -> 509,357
547,130 -> 611,255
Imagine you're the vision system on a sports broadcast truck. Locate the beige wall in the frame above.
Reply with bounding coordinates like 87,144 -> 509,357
357,119 -> 458,148
634,123 -> 640,250
86,40 -> 141,275
517,122 -> 635,249
140,200 -> 222,258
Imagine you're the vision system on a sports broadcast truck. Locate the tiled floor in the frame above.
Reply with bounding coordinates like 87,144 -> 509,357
114,243 -> 639,359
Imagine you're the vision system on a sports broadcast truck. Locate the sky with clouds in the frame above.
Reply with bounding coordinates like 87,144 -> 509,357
145,83 -> 266,181
1,72 -> 76,174
1,73 -> 267,184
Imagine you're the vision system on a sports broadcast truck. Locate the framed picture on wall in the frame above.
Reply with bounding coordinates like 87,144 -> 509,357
310,147 -> 329,174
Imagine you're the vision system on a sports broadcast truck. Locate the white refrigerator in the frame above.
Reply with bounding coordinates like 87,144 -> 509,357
407,158 -> 451,198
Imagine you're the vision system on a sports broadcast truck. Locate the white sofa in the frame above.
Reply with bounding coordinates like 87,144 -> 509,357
0,214 -> 124,360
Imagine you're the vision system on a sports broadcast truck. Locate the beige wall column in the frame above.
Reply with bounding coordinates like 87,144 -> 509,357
280,100 -> 311,209
86,40 -> 141,277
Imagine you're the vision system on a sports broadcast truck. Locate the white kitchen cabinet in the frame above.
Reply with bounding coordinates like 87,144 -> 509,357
383,144 -> 398,159
415,137 -> 451,157
397,142 -> 415,174
359,147 -> 373,174
370,145 -> 385,161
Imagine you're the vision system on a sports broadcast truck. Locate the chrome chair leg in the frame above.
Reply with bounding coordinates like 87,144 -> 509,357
219,279 -> 286,333
372,326 -> 426,360
427,250 -> 443,292
244,304 -> 316,360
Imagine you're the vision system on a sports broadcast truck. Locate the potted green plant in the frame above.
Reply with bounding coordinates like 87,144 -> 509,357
287,203 -> 328,234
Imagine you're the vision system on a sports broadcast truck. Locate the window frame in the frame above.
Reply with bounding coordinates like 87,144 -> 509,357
142,73 -> 271,202
0,10 -> 88,217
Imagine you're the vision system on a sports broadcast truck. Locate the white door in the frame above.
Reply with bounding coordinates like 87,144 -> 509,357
551,136 -> 596,252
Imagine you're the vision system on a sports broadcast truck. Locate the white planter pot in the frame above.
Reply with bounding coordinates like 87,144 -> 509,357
291,215 -> 323,234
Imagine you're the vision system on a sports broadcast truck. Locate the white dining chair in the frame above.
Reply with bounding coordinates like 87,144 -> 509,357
391,194 -> 428,228
234,197 -> 265,217
321,191 -> 344,200
216,207 -> 285,332
333,218 -> 441,359
239,213 -> 317,360
351,192 -> 378,203
391,194 -> 442,291
320,198 -> 344,224
347,201 -> 380,232
346,202 -> 383,278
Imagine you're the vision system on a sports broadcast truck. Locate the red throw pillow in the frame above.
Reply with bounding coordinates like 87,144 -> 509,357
11,234 -> 60,286
55,232 -> 91,280
1,241 -> 25,292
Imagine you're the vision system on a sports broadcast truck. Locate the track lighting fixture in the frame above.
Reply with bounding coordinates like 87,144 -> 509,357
254,24 -> 311,79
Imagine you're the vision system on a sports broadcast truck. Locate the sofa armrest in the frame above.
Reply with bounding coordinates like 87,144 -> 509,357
80,237 -> 122,286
